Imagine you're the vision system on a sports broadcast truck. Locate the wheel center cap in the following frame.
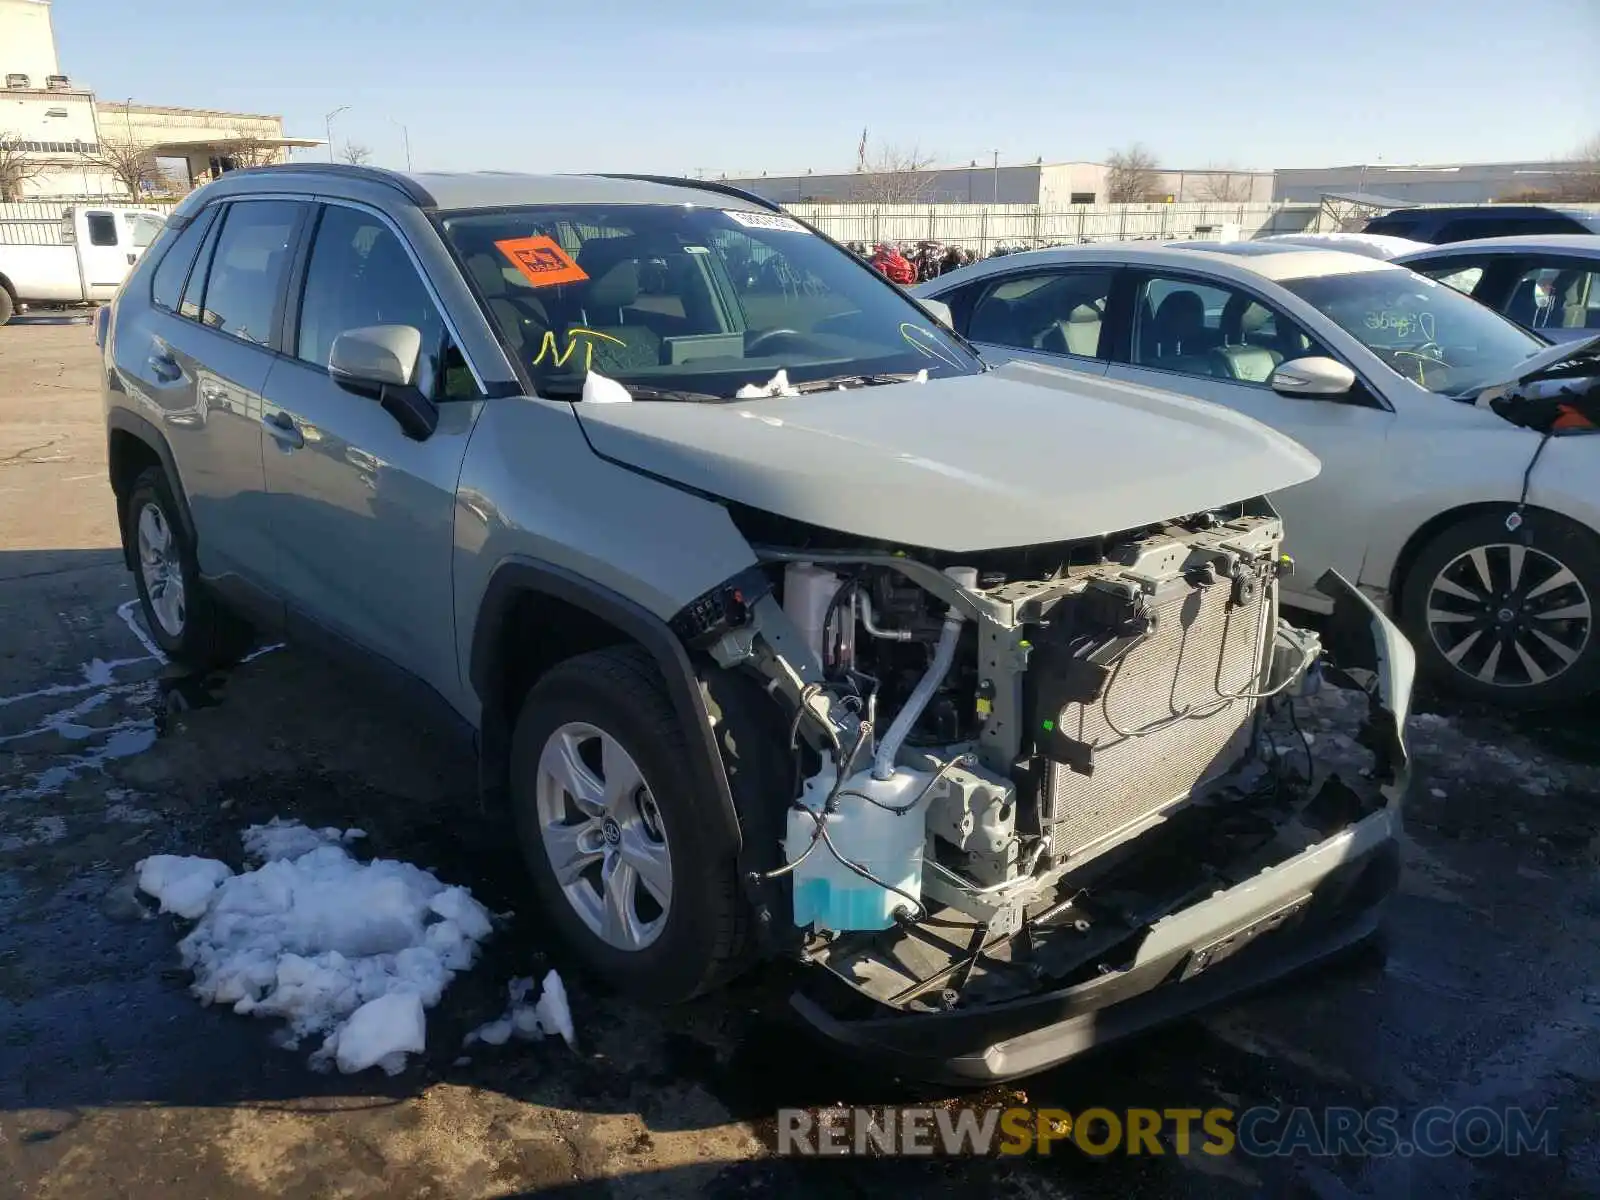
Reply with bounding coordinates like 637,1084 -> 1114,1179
1497,607 -> 1516,624
601,817 -> 622,846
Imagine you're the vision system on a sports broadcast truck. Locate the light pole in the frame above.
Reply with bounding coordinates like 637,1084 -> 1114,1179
991,149 -> 1000,203
389,118 -> 413,171
324,105 -> 350,163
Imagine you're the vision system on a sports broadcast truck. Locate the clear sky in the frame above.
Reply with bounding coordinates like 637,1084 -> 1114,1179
50,0 -> 1599,176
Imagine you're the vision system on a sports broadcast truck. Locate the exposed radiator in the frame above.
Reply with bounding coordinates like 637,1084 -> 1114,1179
1042,578 -> 1270,864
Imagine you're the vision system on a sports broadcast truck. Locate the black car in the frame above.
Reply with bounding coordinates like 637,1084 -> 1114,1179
1364,204 -> 1600,245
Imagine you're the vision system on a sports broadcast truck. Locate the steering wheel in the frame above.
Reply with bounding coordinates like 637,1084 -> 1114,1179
1392,346 -> 1449,387
745,328 -> 807,356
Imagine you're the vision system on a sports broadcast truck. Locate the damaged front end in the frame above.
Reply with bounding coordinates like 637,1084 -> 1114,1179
689,501 -> 1413,1084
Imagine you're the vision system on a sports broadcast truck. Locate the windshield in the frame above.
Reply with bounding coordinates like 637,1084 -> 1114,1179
438,204 -> 979,398
1280,269 -> 1546,397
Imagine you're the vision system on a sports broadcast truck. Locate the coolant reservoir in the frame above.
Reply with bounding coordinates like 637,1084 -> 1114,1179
783,563 -> 853,668
784,765 -> 933,933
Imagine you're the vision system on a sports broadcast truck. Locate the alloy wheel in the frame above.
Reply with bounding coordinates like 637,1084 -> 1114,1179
1425,542 -> 1592,689
136,501 -> 186,638
534,721 -> 673,951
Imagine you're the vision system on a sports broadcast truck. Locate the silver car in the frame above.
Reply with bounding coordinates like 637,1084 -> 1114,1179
1397,234 -> 1600,344
101,165 -> 1410,1083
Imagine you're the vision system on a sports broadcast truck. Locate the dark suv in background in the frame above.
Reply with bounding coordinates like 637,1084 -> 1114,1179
1364,204 -> 1600,244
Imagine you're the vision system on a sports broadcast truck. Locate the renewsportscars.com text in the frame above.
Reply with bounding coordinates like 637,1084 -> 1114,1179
776,1105 -> 1561,1158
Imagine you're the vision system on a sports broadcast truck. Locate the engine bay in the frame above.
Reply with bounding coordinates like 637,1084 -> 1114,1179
680,501 -> 1390,1014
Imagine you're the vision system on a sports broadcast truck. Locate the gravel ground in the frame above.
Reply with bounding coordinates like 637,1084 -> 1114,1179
1,322 -> 1597,1198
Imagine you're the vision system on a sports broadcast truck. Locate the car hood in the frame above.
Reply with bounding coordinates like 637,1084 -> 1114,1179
573,361 -> 1320,552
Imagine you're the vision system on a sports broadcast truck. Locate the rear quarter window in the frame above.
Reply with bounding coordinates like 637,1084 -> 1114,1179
149,207 -> 218,312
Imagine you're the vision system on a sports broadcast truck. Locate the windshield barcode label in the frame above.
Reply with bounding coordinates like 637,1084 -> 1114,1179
725,210 -> 807,234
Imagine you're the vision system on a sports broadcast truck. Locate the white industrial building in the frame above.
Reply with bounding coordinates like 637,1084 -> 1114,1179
0,0 -> 317,199
721,159 -> 1276,207
1274,160 -> 1595,205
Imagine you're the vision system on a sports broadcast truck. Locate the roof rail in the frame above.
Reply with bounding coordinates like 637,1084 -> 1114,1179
220,162 -> 436,207
590,173 -> 787,215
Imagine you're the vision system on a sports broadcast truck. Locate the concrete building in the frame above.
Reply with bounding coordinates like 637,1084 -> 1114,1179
0,0 -> 317,199
95,101 -> 319,194
1274,160 -> 1593,205
720,159 -> 1276,206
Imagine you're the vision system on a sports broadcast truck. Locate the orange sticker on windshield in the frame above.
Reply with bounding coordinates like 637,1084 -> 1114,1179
494,235 -> 588,288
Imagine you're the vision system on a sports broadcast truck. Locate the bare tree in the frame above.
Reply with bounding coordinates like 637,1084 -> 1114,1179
1500,133 -> 1600,202
223,126 -> 283,170
0,131 -> 47,201
851,141 -> 937,205
1559,132 -> 1600,201
81,135 -> 164,198
1104,143 -> 1163,203
340,141 -> 372,166
1191,163 -> 1254,202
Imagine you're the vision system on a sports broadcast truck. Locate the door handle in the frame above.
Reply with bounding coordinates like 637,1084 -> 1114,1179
261,410 -> 304,450
147,353 -> 181,383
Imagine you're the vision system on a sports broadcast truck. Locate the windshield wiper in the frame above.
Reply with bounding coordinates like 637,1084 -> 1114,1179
535,380 -> 727,403
791,371 -> 927,392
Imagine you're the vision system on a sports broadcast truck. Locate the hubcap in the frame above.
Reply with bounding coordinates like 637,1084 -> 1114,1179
136,502 -> 186,638
534,721 -> 672,951
1425,543 -> 1592,689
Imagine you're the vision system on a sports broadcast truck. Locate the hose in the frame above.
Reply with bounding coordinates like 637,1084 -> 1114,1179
836,752 -> 975,816
857,591 -> 913,642
872,612 -> 964,780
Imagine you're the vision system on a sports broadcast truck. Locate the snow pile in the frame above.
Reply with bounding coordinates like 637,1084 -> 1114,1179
736,368 -> 801,399
242,816 -> 366,862
137,820 -> 495,1075
464,970 -> 576,1052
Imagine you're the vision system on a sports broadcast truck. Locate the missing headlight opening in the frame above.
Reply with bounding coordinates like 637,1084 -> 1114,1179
686,502 -> 1408,1028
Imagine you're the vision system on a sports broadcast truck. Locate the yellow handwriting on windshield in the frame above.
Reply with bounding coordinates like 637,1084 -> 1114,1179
531,327 -> 627,372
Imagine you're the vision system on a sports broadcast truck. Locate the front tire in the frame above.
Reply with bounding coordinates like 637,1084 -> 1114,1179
125,466 -> 252,669
1400,509 -> 1600,707
510,646 -> 749,1003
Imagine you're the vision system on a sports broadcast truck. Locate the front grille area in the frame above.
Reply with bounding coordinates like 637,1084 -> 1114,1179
1043,579 -> 1270,863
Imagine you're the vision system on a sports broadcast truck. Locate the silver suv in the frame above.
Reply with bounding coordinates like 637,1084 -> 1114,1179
100,165 -> 1413,1083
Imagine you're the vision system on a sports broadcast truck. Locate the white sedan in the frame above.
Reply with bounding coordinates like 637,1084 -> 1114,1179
1396,234 -> 1600,344
914,242 -> 1599,706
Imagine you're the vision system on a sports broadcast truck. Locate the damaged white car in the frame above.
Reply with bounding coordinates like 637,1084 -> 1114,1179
102,166 -> 1413,1083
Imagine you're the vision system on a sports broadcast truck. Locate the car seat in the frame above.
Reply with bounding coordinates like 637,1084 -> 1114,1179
1035,302 -> 1103,356
1144,291 -> 1217,375
465,252 -> 550,360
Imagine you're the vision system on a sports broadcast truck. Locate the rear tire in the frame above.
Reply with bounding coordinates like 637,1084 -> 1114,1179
125,465 -> 252,670
510,645 -> 749,1003
0,286 -> 15,326
1400,509 -> 1600,708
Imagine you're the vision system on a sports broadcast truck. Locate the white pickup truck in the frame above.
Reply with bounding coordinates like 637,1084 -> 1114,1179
0,205 -> 166,324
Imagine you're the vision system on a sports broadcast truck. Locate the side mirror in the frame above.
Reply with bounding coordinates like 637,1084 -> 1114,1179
328,324 -> 422,389
915,297 -> 953,328
328,324 -> 438,441
1270,355 -> 1356,397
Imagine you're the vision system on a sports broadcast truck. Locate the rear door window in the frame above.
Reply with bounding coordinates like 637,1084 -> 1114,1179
197,200 -> 305,346
966,268 -> 1114,359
